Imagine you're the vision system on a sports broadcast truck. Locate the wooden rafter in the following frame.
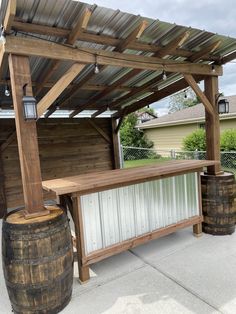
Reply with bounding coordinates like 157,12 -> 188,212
67,8 -> 92,45
114,75 -> 203,117
87,119 -> 111,143
183,74 -> 214,115
37,63 -> 85,117
156,31 -> 190,58
56,20 -> 148,117
115,20 -> 148,52
69,69 -> 142,117
188,40 -> 221,62
10,20 -> 221,62
3,0 -> 16,34
90,32 -> 190,118
219,50 -> 236,64
35,8 -> 92,95
91,74 -> 161,118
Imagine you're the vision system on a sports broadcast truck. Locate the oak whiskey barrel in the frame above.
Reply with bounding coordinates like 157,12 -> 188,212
2,205 -> 73,314
201,172 -> 236,235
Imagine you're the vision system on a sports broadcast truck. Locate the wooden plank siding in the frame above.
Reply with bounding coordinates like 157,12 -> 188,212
1,119 -> 113,209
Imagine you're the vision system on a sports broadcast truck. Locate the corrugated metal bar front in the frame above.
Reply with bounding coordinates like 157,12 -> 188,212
80,172 -> 199,255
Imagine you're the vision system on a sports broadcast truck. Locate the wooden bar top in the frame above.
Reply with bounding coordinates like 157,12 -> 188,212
42,160 -> 218,196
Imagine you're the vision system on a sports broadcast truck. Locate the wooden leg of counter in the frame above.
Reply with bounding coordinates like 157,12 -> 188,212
193,223 -> 202,237
72,196 -> 90,283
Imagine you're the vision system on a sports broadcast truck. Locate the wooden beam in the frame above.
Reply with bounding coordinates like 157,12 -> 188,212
35,9 -> 91,96
115,112 -> 126,133
37,63 -> 85,117
204,76 -> 221,175
183,74 -> 214,115
8,54 -> 47,217
0,131 -> 16,153
92,75 -> 161,118
0,44 -> 5,77
67,8 -> 92,45
188,40 -> 221,62
56,20 -> 149,117
157,31 -> 190,58
3,0 -> 16,34
111,119 -> 121,169
116,20 -> 148,52
87,119 -> 111,144
69,69 -> 142,117
115,75 -> 204,117
75,32 -> 190,118
0,151 -> 7,218
110,74 -> 161,109
4,37 -> 223,76
219,50 -> 236,64
11,20 -> 221,62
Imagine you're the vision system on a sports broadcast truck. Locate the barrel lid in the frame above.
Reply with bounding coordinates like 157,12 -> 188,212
5,205 -> 63,225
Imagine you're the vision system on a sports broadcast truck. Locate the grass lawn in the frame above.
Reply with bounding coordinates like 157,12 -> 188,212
124,158 -> 171,168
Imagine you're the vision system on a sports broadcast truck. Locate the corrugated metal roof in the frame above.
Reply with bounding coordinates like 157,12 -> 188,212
1,0 -> 236,118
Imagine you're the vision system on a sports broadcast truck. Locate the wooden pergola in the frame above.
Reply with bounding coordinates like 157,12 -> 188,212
0,0 -> 236,217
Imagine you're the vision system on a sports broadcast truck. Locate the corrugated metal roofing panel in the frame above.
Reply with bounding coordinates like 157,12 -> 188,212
1,0 -> 236,116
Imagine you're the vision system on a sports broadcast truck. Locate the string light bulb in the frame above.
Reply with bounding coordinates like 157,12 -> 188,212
211,64 -> 216,73
162,70 -> 167,81
94,54 -> 100,74
184,89 -> 187,98
94,62 -> 100,74
4,82 -> 10,97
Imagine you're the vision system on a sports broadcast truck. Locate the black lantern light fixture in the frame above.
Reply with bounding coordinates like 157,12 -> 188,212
218,98 -> 229,114
22,83 -> 38,120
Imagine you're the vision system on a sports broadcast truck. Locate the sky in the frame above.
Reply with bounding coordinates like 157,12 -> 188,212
82,0 -> 236,116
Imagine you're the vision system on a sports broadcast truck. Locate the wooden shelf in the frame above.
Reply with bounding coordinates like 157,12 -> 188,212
42,159 -> 218,196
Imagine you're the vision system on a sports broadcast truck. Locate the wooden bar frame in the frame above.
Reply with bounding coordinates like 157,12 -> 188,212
70,170 -> 204,283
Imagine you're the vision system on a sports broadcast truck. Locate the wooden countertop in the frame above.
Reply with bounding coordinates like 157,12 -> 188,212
42,160 -> 218,196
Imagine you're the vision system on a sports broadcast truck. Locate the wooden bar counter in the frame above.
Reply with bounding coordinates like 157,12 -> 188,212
43,160 -> 218,283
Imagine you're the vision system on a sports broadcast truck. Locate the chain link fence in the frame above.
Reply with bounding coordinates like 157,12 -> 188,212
121,146 -> 236,174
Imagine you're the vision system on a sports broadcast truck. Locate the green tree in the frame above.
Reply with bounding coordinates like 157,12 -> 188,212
120,112 -> 153,148
220,129 -> 236,151
168,89 -> 199,114
183,129 -> 206,151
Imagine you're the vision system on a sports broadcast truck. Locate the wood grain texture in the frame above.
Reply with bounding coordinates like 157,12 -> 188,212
204,76 -> 221,174
1,119 -> 113,209
3,0 -> 16,33
37,63 -> 85,117
2,205 -> 73,313
5,37 -> 223,76
8,54 -> 45,215
42,160 -> 219,196
0,152 -> 6,218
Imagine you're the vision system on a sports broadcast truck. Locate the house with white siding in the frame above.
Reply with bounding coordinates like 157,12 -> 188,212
139,95 -> 236,151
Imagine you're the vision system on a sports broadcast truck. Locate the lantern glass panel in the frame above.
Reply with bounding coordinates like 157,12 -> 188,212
23,96 -> 37,120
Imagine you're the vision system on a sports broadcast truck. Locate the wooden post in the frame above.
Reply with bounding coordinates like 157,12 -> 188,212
111,118 -> 121,169
8,54 -> 48,218
72,196 -> 90,283
204,76 -> 222,175
0,152 -> 6,218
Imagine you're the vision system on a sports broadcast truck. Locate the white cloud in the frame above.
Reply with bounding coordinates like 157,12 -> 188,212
84,0 -> 236,111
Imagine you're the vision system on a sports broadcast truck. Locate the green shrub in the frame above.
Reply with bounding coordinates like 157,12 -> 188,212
220,129 -> 236,151
183,129 -> 206,151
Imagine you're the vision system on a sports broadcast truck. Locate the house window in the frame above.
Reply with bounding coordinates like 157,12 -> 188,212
199,123 -> 205,129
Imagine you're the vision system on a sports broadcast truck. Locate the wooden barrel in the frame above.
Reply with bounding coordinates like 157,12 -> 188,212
2,205 -> 73,314
201,172 -> 236,235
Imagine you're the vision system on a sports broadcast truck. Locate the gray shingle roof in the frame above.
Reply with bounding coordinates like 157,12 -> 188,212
139,95 -> 236,129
